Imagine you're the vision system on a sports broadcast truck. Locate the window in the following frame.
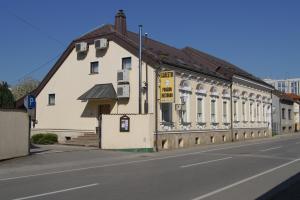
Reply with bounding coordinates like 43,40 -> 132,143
161,103 -> 172,123
257,103 -> 260,121
250,102 -> 253,121
197,98 -> 203,122
90,62 -> 99,74
233,100 -> 238,121
223,101 -> 227,122
242,102 -> 246,121
180,96 -> 188,123
122,57 -> 131,70
288,109 -> 292,120
211,99 -> 216,123
48,94 -> 55,105
282,108 -> 285,119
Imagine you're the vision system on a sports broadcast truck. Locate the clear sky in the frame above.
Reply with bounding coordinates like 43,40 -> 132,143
0,0 -> 299,85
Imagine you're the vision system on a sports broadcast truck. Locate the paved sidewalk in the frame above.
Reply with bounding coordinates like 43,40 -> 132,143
30,144 -> 98,155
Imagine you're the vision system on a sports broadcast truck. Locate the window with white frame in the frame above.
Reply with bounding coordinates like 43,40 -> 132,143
223,101 -> 228,123
211,99 -> 216,123
233,100 -> 238,121
242,101 -> 246,121
179,80 -> 191,124
250,102 -> 253,121
197,97 -> 204,122
161,103 -> 172,123
257,103 -> 260,121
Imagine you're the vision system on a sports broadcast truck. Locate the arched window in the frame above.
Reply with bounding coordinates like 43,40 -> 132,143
210,86 -> 218,96
222,88 -> 230,98
233,89 -> 240,97
179,80 -> 191,126
179,80 -> 191,91
241,91 -> 248,99
196,83 -> 206,95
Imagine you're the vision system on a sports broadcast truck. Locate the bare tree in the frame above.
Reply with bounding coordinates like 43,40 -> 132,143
12,77 -> 40,100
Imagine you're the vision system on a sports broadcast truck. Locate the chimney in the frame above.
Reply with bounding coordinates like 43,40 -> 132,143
114,9 -> 127,35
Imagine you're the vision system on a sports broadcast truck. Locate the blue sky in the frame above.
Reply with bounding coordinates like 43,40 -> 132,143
0,0 -> 299,85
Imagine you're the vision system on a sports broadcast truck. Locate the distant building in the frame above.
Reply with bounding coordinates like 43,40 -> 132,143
264,78 -> 300,95
272,91 -> 295,134
286,93 -> 300,132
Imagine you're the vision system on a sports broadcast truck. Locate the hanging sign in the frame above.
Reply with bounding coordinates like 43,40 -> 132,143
120,115 -> 130,132
160,71 -> 175,103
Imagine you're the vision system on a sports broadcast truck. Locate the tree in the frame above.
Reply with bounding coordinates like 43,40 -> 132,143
11,77 -> 40,100
0,81 -> 15,108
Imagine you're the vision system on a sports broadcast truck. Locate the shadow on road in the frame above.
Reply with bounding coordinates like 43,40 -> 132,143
257,172 -> 300,200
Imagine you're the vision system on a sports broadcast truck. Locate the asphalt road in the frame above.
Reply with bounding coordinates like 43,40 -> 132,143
1,134 -> 300,200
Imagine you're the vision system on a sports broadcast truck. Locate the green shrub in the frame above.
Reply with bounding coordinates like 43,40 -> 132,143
31,133 -> 58,145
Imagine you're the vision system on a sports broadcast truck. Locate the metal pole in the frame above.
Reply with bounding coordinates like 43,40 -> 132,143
138,25 -> 143,114
230,83 -> 234,142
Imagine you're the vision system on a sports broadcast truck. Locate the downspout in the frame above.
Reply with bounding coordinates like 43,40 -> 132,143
230,82 -> 234,142
270,90 -> 273,136
138,25 -> 143,114
144,33 -> 149,114
155,62 -> 162,152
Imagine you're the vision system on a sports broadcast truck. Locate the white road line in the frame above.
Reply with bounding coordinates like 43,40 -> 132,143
0,138 -> 297,182
191,158 -> 300,200
180,157 -> 232,168
260,146 -> 282,152
12,183 -> 99,200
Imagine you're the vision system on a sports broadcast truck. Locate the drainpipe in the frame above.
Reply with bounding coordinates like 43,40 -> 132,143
144,33 -> 149,114
138,25 -> 143,114
155,63 -> 162,152
230,83 -> 234,142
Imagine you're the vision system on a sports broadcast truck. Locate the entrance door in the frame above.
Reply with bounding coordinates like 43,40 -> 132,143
97,104 -> 111,148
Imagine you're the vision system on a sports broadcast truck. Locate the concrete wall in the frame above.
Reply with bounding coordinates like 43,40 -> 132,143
0,109 -> 29,160
101,114 -> 154,150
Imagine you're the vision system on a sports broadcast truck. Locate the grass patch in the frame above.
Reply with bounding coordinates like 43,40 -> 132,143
31,133 -> 58,145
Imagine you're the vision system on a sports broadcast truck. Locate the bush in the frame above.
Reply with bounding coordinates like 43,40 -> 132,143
31,133 -> 58,145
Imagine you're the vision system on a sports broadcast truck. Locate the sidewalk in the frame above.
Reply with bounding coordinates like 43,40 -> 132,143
30,144 -> 98,155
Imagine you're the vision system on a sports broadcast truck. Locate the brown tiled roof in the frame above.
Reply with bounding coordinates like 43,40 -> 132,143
286,93 -> 300,101
16,22 -> 272,107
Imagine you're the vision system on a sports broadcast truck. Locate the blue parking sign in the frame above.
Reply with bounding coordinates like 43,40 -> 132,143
24,95 -> 36,109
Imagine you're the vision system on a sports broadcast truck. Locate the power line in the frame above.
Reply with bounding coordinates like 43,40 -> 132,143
12,53 -> 61,84
3,8 -> 65,47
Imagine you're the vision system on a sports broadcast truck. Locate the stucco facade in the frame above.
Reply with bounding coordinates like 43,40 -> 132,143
29,10 -> 274,151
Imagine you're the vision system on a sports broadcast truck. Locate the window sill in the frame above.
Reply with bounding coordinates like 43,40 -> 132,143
223,122 -> 230,125
180,122 -> 192,126
160,121 -> 174,126
48,104 -> 55,106
89,73 -> 99,75
197,122 -> 206,125
211,122 -> 219,125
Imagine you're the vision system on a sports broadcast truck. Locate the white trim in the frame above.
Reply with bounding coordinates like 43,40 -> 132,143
233,75 -> 274,90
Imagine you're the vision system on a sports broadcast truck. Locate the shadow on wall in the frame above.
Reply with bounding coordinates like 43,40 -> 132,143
80,101 -> 116,117
96,49 -> 108,58
256,172 -> 300,200
77,52 -> 88,60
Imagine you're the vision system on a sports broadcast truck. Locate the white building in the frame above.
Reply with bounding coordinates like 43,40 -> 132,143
264,78 -> 300,95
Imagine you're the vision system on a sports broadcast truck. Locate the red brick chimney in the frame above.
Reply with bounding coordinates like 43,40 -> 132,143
114,10 -> 127,35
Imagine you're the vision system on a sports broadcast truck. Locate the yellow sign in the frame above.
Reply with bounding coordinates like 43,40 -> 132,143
160,71 -> 175,103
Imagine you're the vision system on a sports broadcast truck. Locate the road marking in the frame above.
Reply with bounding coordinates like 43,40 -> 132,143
0,137 -> 298,182
12,183 -> 99,200
191,158 -> 300,200
295,141 -> 300,144
260,146 -> 282,152
180,157 -> 232,168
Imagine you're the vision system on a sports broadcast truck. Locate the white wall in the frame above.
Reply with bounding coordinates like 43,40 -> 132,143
0,109 -> 29,160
